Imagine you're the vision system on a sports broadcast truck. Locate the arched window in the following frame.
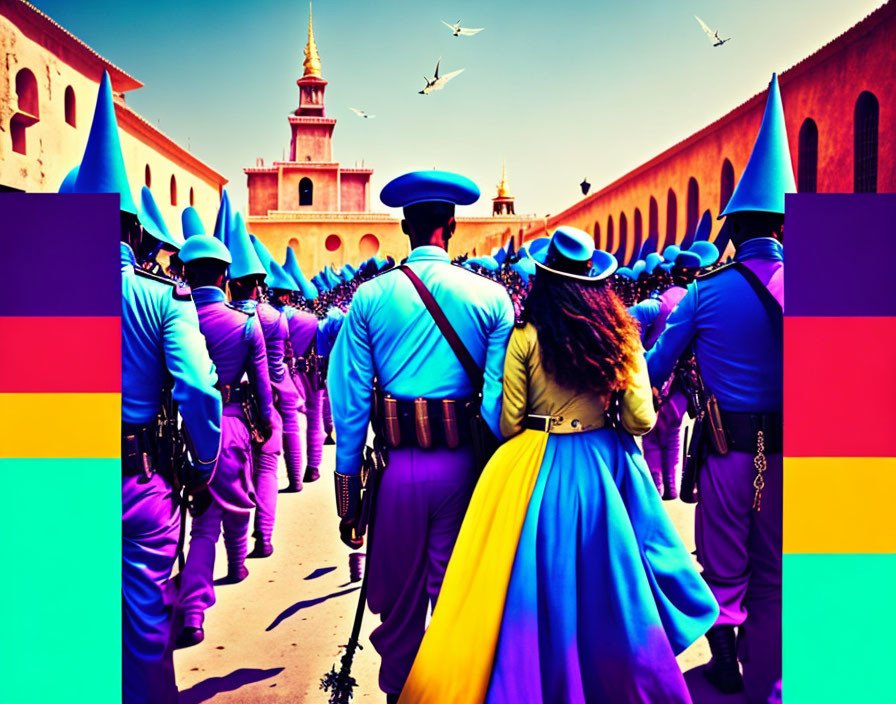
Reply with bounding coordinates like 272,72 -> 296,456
170,175 -> 177,206
617,212 -> 628,259
189,187 -> 195,206
359,233 -> 380,258
648,197 -> 659,237
797,122 -> 818,193
593,220 -> 601,249
288,237 -> 300,254
632,208 -> 643,265
144,165 -> 151,188
325,234 -> 342,252
11,68 -> 39,155
666,189 -> 677,244
720,159 -> 735,210
854,91 -> 879,193
606,215 -> 615,254
64,86 -> 76,127
299,177 -> 314,206
684,177 -> 699,246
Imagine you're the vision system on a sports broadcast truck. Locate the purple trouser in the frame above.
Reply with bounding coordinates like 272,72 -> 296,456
696,450 -> 783,704
280,378 -> 308,490
367,446 -> 477,695
641,389 -> 688,494
122,472 -> 179,704
253,408 -> 284,536
302,378 -> 325,470
179,413 -> 255,628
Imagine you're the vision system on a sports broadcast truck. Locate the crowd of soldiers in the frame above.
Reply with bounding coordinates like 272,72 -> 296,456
57,66 -> 787,704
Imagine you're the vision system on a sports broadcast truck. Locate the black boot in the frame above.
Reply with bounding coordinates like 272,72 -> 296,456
174,626 -> 204,650
386,695 -> 399,704
324,433 -> 336,446
219,563 -> 249,585
662,466 -> 678,501
247,532 -> 273,558
703,625 -> 744,693
303,465 -> 320,483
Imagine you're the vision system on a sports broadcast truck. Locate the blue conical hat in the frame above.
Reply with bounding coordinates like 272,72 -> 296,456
327,267 -> 343,287
139,186 -> 184,250
250,234 -> 297,290
58,165 -> 80,193
720,74 -> 796,218
213,190 -> 232,242
283,248 -> 319,299
694,209 -> 713,241
312,273 -> 329,292
182,206 -> 206,239
227,214 -> 266,280
494,246 -> 507,264
72,71 -> 137,214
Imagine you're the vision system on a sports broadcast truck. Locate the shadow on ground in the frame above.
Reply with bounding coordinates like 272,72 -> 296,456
266,587 -> 361,631
178,667 -> 285,704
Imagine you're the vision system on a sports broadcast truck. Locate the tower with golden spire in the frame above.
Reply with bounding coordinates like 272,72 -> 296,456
492,161 -> 516,215
289,2 -> 333,161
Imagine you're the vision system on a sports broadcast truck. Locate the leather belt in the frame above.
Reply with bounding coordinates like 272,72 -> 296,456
217,383 -> 249,405
717,410 -> 783,454
373,391 -> 477,450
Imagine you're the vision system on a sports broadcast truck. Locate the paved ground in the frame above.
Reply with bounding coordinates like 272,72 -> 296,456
174,446 -> 747,703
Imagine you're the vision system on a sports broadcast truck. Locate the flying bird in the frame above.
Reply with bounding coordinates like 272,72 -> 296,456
348,107 -> 375,119
441,19 -> 484,37
695,15 -> 731,46
419,58 -> 465,95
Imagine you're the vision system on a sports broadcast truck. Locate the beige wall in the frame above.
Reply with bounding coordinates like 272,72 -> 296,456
0,11 -> 225,235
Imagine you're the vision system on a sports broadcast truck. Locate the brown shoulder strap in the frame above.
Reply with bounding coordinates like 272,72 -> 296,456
398,265 -> 484,392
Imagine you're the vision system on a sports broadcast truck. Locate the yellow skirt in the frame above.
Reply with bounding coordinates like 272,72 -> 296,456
399,430 -> 549,704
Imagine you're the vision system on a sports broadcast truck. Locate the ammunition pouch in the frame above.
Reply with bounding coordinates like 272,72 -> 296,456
334,471 -> 362,519
122,422 -> 157,480
219,381 -> 270,447
372,389 -> 477,451
217,383 -> 250,405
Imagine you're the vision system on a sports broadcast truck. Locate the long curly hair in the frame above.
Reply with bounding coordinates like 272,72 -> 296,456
526,271 -> 641,395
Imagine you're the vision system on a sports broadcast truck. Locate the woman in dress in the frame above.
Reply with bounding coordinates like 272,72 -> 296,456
399,227 -> 719,703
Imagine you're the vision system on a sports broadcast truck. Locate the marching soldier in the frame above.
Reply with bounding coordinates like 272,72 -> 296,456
646,74 -> 790,702
70,72 -> 221,703
174,233 -> 275,648
328,170 -> 515,702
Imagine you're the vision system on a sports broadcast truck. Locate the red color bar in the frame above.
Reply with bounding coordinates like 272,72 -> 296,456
784,316 -> 896,457
0,317 -> 121,392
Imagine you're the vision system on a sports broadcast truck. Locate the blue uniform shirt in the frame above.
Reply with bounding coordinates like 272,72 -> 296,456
646,237 -> 783,413
328,246 -> 515,476
121,243 -> 221,470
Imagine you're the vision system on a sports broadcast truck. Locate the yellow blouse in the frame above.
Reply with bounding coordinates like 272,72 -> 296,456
500,323 -> 657,438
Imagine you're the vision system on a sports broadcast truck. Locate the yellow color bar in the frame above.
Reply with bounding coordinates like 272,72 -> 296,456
0,393 -> 120,459
785,456 -> 896,554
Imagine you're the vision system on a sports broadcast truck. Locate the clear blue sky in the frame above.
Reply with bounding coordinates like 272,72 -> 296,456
35,0 -> 885,217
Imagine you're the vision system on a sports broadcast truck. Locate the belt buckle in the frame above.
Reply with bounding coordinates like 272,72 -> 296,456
530,414 -> 554,432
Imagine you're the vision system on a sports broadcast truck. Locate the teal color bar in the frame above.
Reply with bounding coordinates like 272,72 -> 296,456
0,458 -> 120,703
784,553 -> 896,703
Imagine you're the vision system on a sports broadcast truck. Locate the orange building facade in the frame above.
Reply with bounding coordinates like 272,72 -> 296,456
522,1 -> 895,264
245,7 -> 539,274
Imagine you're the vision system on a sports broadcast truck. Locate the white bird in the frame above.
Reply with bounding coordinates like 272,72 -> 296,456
349,107 -> 375,119
419,58 -> 465,95
695,15 -> 731,47
441,19 -> 484,37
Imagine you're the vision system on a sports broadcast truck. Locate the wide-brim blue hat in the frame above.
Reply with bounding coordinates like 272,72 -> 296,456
283,247 -> 319,299
228,214 -> 267,280
688,240 -> 720,267
527,237 -> 551,258
662,244 -> 681,261
72,71 -> 137,214
182,206 -> 206,239
511,258 -> 536,280
616,266 -> 635,280
58,165 -> 80,194
213,190 -> 233,242
632,259 -> 647,278
139,186 -> 184,250
380,170 -> 480,208
674,251 -> 703,269
720,74 -> 796,218
529,226 -> 615,281
179,235 -> 232,265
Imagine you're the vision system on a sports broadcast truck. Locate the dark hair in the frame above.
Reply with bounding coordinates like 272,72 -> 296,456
184,259 -> 228,289
403,202 -> 455,247
527,272 -> 641,395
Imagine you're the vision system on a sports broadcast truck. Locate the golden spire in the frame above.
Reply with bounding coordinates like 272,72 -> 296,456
303,2 -> 322,78
496,160 -> 512,198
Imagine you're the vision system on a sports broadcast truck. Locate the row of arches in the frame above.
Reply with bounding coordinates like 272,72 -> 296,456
300,233 -> 381,259
144,166 -> 194,207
